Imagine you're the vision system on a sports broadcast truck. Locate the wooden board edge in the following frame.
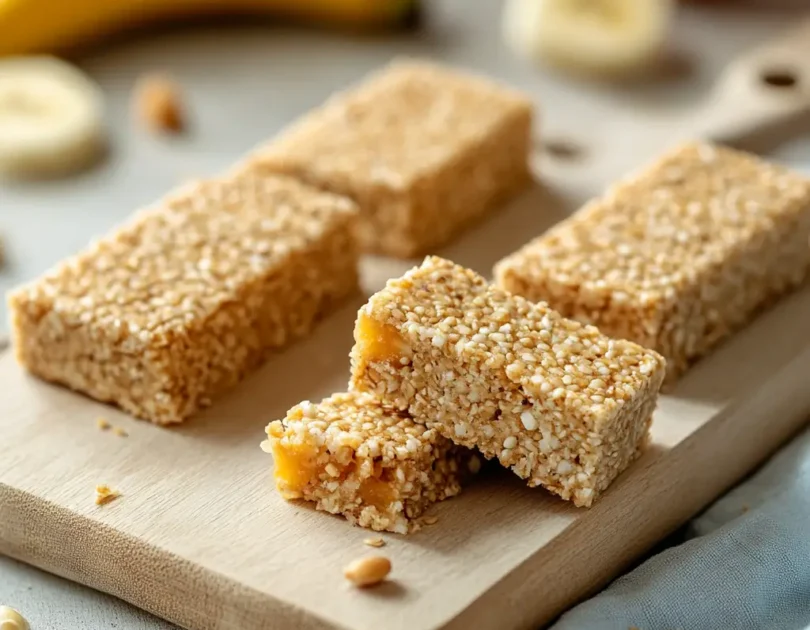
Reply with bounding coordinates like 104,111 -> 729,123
0,484 -> 341,630
443,345 -> 810,630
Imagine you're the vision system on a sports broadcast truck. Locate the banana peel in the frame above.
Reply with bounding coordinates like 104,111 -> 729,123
0,0 -> 419,57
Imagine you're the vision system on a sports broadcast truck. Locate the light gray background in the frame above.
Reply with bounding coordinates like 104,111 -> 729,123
2,1 -> 810,628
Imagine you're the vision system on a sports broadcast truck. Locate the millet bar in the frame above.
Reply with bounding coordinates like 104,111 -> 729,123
8,172 -> 360,424
495,141 -> 810,385
350,257 -> 666,507
244,59 -> 533,258
263,391 -> 476,533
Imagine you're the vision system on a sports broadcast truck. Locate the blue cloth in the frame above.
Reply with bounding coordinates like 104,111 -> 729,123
551,427 -> 810,630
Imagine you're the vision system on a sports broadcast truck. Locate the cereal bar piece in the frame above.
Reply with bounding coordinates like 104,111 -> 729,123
263,391 -> 474,533
245,59 -> 533,257
495,141 -> 810,385
350,257 -> 666,507
8,172 -> 359,424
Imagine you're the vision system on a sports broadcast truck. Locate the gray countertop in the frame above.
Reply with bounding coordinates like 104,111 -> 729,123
2,1 -> 810,628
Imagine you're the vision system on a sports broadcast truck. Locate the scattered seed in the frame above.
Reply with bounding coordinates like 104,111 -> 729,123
96,417 -> 111,431
363,537 -> 386,548
134,73 -> 186,134
0,606 -> 28,630
344,555 -> 391,587
422,515 -> 439,526
113,427 -> 128,438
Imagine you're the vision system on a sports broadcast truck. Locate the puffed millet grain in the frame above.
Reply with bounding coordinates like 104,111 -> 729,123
495,141 -> 810,386
244,58 -> 533,257
8,171 -> 360,425
350,256 -> 666,507
264,391 -> 473,534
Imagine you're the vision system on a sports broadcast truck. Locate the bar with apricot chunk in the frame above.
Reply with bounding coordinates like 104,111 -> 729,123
243,58 -> 533,258
350,256 -> 666,507
263,391 -> 475,533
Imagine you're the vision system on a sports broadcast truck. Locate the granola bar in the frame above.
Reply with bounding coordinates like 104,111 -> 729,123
8,172 -> 359,424
263,391 -> 474,533
494,142 -> 810,385
244,59 -> 533,257
350,257 -> 666,507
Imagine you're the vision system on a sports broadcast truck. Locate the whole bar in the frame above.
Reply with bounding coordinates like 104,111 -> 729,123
350,257 -> 666,507
495,141 -> 810,385
263,391 -> 475,533
8,172 -> 359,424
244,59 -> 534,258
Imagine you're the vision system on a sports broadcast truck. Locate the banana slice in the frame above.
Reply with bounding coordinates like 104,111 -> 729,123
0,56 -> 106,178
503,0 -> 674,77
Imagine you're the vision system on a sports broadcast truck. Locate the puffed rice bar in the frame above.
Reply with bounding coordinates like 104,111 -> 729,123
244,59 -> 533,258
495,141 -> 810,385
349,256 -> 666,507
8,172 -> 360,424
263,391 -> 475,533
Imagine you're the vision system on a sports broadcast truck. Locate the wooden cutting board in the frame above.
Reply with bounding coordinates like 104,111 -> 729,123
2,19 -> 810,630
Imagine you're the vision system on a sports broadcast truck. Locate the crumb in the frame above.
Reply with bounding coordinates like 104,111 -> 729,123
363,537 -> 386,548
134,74 -> 185,134
421,515 -> 439,526
741,504 -> 750,513
96,417 -> 111,431
95,484 -> 120,506
113,427 -> 128,438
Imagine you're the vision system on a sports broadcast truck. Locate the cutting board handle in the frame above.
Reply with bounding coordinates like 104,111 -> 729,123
689,17 -> 810,144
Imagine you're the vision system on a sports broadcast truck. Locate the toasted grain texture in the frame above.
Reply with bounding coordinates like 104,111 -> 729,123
7,172 -> 360,424
495,142 -> 810,385
245,59 -> 533,257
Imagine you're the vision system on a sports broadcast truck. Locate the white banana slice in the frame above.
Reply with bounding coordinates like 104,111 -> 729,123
0,56 -> 106,179
503,0 -> 674,77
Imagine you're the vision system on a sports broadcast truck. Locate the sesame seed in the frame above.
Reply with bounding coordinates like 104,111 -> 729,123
503,436 -> 517,449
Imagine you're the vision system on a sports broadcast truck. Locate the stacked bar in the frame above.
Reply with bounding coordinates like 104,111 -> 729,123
350,256 -> 666,507
495,141 -> 810,385
244,59 -> 534,258
264,391 -> 475,533
8,172 -> 360,424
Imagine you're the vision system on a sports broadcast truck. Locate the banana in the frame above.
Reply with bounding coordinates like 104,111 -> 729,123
0,0 -> 418,58
503,0 -> 674,77
0,57 -> 106,178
